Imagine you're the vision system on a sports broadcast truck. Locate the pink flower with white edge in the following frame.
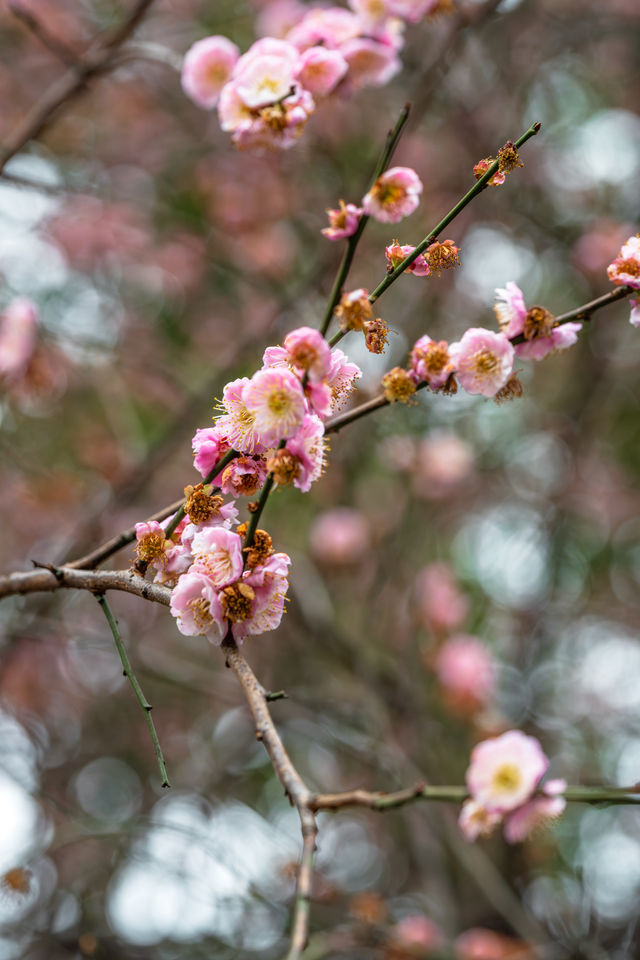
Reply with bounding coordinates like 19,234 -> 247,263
434,635 -> 495,708
216,377 -> 267,455
234,52 -> 298,109
340,37 -> 402,90
283,326 -> 332,381
458,800 -> 502,842
242,367 -> 306,444
135,520 -> 170,567
0,298 -> 38,380
410,334 -> 456,389
219,455 -> 268,498
217,80 -> 254,133
286,7 -> 361,50
181,36 -> 240,109
494,282 -> 527,338
515,321 -> 582,361
362,167 -> 423,224
327,348 -> 362,409
630,299 -> 640,327
452,328 -> 514,397
466,730 -> 549,814
153,542 -> 192,587
192,425 -> 231,479
232,552 -> 291,642
347,0 -> 396,28
322,200 -> 363,241
190,526 -> 244,588
295,46 -> 348,97
170,570 -> 225,642
607,234 -> 640,289
503,779 -> 567,844
283,413 -> 326,492
385,243 -> 430,276
305,379 -> 333,420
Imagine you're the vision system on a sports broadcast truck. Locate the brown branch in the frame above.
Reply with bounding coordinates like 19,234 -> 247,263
0,0 -> 156,174
221,635 -> 318,958
8,1 -> 81,67
0,566 -> 170,605
66,497 -> 184,570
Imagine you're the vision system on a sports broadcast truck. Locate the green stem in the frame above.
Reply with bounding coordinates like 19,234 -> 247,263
319,104 -> 411,337
369,121 -> 542,305
96,594 -> 170,788
164,447 -> 239,540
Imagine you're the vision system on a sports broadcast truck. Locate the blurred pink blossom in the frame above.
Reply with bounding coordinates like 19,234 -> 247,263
385,243 -> 430,276
0,298 -> 38,381
310,507 -> 371,565
181,36 -> 240,109
434,635 -> 495,711
466,730 -> 548,814
414,562 -> 468,634
390,914 -> 445,952
340,37 -> 402,90
454,928 -> 535,960
295,46 -> 348,96
413,432 -> 474,500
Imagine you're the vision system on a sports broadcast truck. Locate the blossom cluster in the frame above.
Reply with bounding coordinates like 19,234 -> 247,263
459,730 -> 566,843
181,4 -> 446,150
135,326 -> 362,643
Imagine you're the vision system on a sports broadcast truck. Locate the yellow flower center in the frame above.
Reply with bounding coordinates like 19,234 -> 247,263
267,389 -> 292,416
492,763 -> 521,793
473,348 -> 498,375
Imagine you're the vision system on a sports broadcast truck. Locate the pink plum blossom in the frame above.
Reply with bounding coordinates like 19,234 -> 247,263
234,52 -> 298,110
494,282 -> 527,338
219,456 -> 268,497
503,789 -> 566,844
282,413 -> 326,492
514,321 -> 582,361
414,562 -> 468,634
286,7 -> 362,50
256,0 -> 308,40
181,36 -> 240,109
0,298 -> 38,381
304,379 -> 333,420
466,730 -> 549,814
452,328 -> 514,397
339,37 -> 402,90
215,377 -> 268,455
190,527 -> 244,588
385,243 -> 430,276
310,507 -> 371,564
630,298 -> 640,327
283,326 -> 332,381
232,552 -> 291,641
192,425 -> 231,479
243,367 -> 306,444
434,635 -> 495,711
458,800 -> 502,842
454,928 -> 534,960
410,334 -> 456,389
322,200 -> 363,240
170,570 -> 224,641
362,167 -> 423,223
295,46 -> 348,96
607,234 -> 640,289
326,348 -> 362,408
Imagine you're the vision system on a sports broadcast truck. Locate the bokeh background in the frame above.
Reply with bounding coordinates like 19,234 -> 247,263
1,0 -> 640,957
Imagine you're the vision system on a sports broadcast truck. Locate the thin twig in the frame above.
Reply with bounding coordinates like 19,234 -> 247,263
319,103 -> 411,337
221,636 -> 318,956
97,594 -> 170,787
8,1 -> 81,66
0,0 -> 157,174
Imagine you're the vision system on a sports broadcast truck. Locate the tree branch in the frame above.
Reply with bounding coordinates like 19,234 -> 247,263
0,566 -> 170,605
0,0 -> 157,174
